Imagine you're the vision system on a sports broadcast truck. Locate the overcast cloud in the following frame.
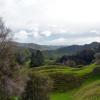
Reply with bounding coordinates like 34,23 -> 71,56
0,0 -> 100,45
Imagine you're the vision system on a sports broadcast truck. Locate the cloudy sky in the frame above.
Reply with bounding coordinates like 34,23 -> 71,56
0,0 -> 100,45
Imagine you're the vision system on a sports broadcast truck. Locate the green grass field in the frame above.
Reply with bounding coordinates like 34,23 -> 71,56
50,80 -> 100,100
32,63 -> 97,76
50,92 -> 73,100
20,63 -> 100,100
74,80 -> 100,100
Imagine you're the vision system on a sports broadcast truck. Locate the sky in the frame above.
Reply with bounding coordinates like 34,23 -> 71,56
0,0 -> 100,45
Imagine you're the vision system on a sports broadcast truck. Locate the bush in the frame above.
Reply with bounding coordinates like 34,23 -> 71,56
95,53 -> 100,64
64,60 -> 76,67
21,72 -> 53,100
30,50 -> 44,67
49,73 -> 83,92
93,67 -> 100,75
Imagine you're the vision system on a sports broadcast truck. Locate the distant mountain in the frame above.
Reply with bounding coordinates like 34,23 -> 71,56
13,42 -> 62,51
57,42 -> 100,54
12,41 -> 100,58
12,41 -> 100,54
44,42 -> 100,57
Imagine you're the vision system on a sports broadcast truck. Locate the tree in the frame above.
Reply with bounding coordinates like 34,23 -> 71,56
65,60 -> 76,67
30,50 -> 44,67
77,49 -> 95,65
36,50 -> 44,66
16,52 -> 26,64
21,73 -> 52,100
30,52 -> 37,67
0,18 -> 20,100
16,49 -> 31,65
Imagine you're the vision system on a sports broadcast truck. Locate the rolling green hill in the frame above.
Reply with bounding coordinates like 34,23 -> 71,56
50,80 -> 100,100
43,42 -> 100,58
31,63 -> 100,100
13,41 -> 62,51
74,80 -> 100,100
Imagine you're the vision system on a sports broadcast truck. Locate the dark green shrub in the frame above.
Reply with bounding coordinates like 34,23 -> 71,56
93,67 -> 100,75
30,50 -> 44,67
21,73 -> 53,100
49,73 -> 83,92
95,53 -> 100,64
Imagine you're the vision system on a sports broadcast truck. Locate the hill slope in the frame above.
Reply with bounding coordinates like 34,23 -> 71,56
57,42 -> 100,53
13,42 -> 62,51
44,42 -> 100,57
74,80 -> 100,100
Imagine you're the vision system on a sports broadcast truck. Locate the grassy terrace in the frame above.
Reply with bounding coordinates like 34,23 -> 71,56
31,63 -> 100,100
50,80 -> 100,100
32,63 -> 97,76
50,92 -> 73,100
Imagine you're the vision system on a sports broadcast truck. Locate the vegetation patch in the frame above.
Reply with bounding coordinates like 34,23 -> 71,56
74,80 -> 100,100
50,92 -> 73,100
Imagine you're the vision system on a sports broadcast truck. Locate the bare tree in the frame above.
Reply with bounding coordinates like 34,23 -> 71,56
0,17 -> 15,75
0,18 -> 19,100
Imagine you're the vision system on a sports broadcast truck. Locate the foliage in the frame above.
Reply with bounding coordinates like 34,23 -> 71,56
21,73 -> 52,100
0,18 -> 25,100
0,18 -> 18,100
92,66 -> 100,75
0,17 -> 100,100
57,49 -> 95,67
94,53 -> 100,64
77,49 -> 95,64
30,50 -> 44,67
16,49 -> 31,65
49,73 -> 83,92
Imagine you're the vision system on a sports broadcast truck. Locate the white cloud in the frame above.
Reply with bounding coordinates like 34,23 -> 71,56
41,31 -> 52,37
1,0 -> 100,29
46,36 -> 100,46
47,0 -> 100,23
14,30 -> 29,42
90,30 -> 100,35
32,32 -> 41,39
47,38 -> 67,45
0,0 -> 100,45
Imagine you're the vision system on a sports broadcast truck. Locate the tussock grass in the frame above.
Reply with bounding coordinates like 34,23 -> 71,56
74,80 -> 100,100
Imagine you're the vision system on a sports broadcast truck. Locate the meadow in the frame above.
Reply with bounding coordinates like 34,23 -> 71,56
32,63 -> 100,100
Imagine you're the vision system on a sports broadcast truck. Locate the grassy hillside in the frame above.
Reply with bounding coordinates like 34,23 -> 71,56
50,80 -> 100,100
32,63 -> 97,76
44,42 -> 100,58
50,92 -> 73,100
31,63 -> 100,100
13,41 -> 62,51
74,80 -> 100,100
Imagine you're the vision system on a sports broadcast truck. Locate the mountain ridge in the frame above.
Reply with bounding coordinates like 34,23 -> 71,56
12,41 -> 100,55
12,41 -> 63,50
